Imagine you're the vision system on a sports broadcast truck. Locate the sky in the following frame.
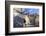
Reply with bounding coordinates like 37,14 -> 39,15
22,8 -> 39,15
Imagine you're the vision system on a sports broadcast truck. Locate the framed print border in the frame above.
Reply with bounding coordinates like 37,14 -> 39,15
5,1 -> 45,35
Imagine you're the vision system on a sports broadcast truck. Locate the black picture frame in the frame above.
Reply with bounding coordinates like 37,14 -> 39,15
5,1 -> 45,35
